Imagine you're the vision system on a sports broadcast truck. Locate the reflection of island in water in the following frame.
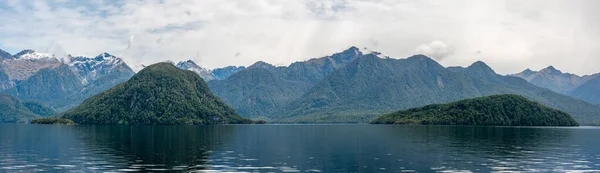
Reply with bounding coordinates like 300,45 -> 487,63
73,125 -> 236,172
221,125 -> 591,172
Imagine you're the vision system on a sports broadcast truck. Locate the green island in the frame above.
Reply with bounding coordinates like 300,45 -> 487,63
371,94 -> 579,126
62,62 -> 260,125
31,117 -> 75,125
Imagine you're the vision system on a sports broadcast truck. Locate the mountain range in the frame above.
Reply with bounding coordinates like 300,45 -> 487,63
205,47 -> 600,125
207,46 -> 364,117
0,49 -> 135,112
0,46 -> 599,125
511,67 -> 600,105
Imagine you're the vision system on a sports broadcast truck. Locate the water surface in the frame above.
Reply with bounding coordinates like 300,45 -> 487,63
1,124 -> 599,172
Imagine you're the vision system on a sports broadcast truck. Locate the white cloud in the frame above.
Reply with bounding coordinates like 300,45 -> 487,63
416,41 -> 455,61
0,0 -> 598,75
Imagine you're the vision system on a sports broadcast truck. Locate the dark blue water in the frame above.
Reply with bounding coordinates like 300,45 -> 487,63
1,124 -> 599,172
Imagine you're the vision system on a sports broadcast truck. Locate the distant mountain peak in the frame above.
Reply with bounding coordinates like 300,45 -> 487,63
70,52 -> 124,67
175,60 -> 214,80
540,65 -> 563,75
248,61 -> 276,69
0,48 -> 13,60
515,68 -> 536,77
406,54 -> 432,61
467,61 -> 496,74
14,49 -> 35,57
344,46 -> 360,55
12,49 -> 55,60
176,59 -> 201,68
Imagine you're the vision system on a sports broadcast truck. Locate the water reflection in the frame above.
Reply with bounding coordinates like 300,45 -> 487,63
74,125 -> 237,172
1,124 -> 599,172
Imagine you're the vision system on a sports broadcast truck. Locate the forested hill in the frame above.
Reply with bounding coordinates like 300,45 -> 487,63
0,94 -> 55,123
62,62 -> 254,125
371,94 -> 579,126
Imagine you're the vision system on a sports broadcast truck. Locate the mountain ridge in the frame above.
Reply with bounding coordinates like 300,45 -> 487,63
271,54 -> 600,125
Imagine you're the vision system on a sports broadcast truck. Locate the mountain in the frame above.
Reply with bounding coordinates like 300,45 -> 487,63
0,94 -> 55,123
510,66 -> 596,94
0,49 -> 13,61
571,75 -> 600,105
272,54 -> 600,125
0,66 -> 15,91
176,60 -> 215,80
0,50 -> 135,111
371,94 -> 579,126
208,46 -> 364,117
68,53 -> 135,85
51,53 -> 136,110
4,64 -> 83,103
211,66 -> 246,80
1,49 -> 62,81
62,62 -> 253,125
176,60 -> 246,80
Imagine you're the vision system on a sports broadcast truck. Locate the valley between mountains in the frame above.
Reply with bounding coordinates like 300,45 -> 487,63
1,47 -> 599,125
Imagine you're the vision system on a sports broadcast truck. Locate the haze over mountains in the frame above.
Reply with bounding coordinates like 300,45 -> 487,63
511,67 -> 600,105
0,46 -> 599,125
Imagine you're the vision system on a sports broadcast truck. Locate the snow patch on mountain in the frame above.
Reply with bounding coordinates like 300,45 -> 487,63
13,49 -> 57,61
358,47 -> 389,59
176,60 -> 246,81
68,52 -> 130,84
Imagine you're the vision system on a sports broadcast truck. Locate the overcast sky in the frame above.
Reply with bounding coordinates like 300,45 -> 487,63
1,0 -> 598,75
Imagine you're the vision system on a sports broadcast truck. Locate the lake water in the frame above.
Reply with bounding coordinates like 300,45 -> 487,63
1,124 -> 599,172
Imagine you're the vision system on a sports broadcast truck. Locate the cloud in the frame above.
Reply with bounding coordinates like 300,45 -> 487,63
416,41 -> 455,61
0,0 -> 598,75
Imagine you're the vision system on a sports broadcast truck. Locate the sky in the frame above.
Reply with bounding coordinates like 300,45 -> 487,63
0,0 -> 599,75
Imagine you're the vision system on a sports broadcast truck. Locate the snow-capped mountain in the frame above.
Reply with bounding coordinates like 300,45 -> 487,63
1,49 -> 62,80
0,48 -> 136,111
68,52 -> 134,84
176,60 -> 246,81
176,60 -> 215,80
13,49 -> 56,60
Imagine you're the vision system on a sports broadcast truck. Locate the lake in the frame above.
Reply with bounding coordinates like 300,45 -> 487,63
1,124 -> 599,172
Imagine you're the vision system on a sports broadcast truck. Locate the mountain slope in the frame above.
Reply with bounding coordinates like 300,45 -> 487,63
62,62 -> 251,125
274,55 -> 600,125
570,76 -> 600,105
371,94 -> 579,126
0,94 -> 55,123
208,46 -> 363,117
0,66 -> 15,91
5,65 -> 83,103
211,66 -> 246,80
0,49 -> 13,61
